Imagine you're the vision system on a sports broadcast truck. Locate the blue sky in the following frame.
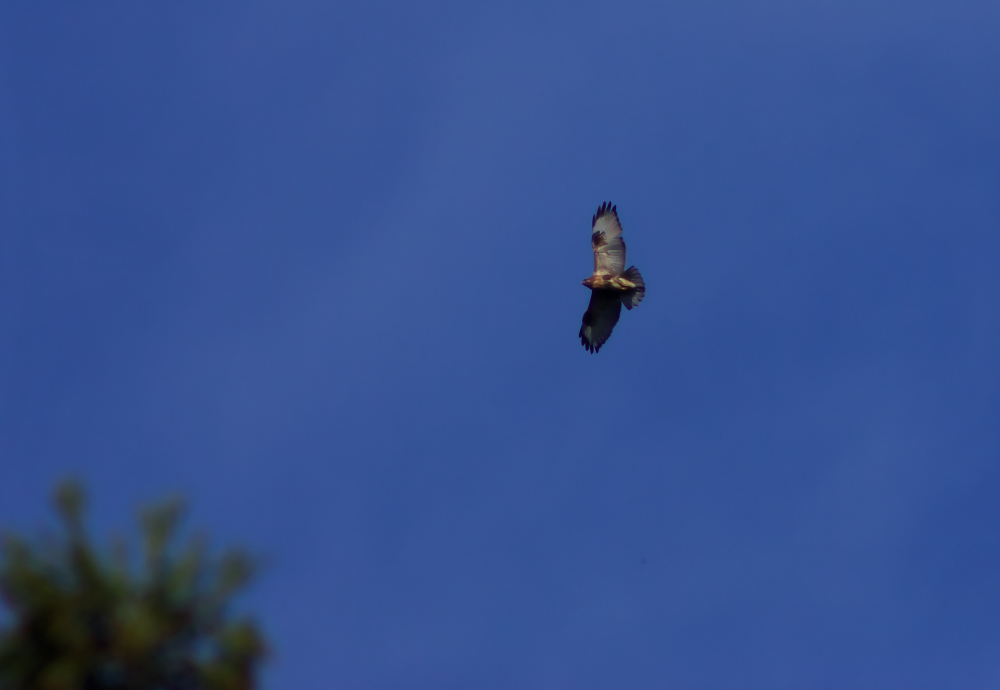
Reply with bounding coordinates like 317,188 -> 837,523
2,1 -> 999,687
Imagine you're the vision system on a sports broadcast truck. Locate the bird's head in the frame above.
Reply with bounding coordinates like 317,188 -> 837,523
582,276 -> 596,288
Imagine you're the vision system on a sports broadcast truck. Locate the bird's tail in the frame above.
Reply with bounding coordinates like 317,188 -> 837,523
620,266 -> 645,310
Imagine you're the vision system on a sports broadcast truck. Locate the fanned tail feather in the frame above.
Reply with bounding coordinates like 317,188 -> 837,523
620,266 -> 645,310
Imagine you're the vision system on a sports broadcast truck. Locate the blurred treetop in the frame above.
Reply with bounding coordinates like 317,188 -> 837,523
0,481 -> 266,690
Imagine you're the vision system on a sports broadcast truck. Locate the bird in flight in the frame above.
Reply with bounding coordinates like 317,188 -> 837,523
579,202 -> 645,353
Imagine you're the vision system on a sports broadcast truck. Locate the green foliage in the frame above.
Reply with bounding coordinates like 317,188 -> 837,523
0,481 -> 266,690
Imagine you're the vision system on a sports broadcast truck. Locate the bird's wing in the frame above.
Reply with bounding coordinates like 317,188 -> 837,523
591,202 -> 626,275
579,290 -> 623,353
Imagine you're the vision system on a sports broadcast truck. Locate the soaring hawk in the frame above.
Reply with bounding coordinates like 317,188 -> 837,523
579,202 -> 645,353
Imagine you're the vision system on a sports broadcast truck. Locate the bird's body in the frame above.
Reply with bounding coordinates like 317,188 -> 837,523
582,273 -> 638,290
579,202 -> 645,353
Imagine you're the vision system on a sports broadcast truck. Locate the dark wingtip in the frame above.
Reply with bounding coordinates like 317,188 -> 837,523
592,201 -> 617,228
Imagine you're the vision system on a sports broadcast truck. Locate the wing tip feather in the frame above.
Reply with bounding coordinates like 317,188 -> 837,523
592,201 -> 618,228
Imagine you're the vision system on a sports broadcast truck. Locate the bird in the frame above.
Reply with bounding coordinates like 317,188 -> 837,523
579,202 -> 645,353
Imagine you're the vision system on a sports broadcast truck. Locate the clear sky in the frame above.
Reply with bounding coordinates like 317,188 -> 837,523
2,1 -> 999,687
